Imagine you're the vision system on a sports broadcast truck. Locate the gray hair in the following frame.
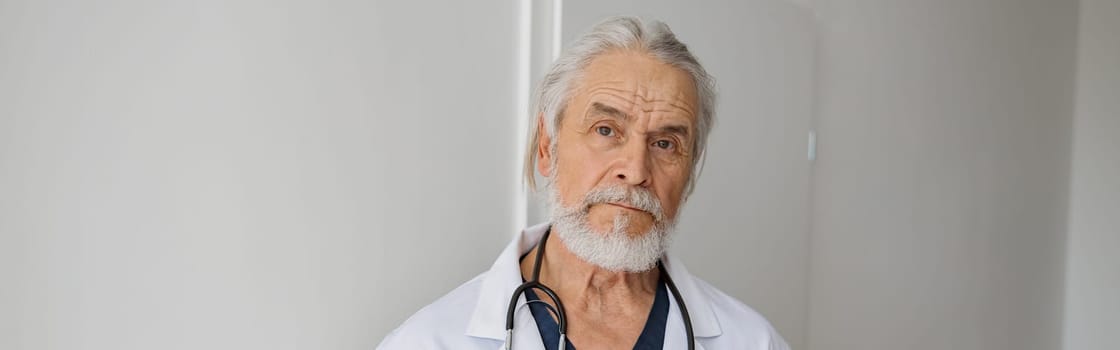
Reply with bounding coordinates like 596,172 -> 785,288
523,16 -> 716,196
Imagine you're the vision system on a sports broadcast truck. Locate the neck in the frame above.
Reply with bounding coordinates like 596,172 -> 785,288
520,230 -> 660,312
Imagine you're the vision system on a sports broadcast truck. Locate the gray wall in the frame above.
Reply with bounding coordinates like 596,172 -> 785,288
1063,1 -> 1120,349
2,1 -> 1114,349
807,1 -> 1078,350
0,1 -> 517,349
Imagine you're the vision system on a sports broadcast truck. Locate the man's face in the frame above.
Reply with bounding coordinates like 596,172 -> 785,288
539,50 -> 699,237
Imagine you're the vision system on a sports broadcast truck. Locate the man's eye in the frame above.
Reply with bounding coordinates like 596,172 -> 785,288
655,140 -> 674,149
596,126 -> 614,136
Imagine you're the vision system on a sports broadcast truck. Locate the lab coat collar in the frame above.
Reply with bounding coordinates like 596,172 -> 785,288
464,223 -> 722,347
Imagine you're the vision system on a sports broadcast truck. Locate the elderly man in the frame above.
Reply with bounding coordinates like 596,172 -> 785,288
378,17 -> 788,350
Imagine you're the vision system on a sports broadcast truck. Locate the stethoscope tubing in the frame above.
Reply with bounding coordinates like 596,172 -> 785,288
504,229 -> 695,350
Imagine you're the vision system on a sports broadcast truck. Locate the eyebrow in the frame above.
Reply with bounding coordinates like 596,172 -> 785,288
588,102 -> 692,139
589,102 -> 632,121
660,124 -> 690,138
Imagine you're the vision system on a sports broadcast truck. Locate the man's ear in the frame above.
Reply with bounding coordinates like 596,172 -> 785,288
536,114 -> 553,178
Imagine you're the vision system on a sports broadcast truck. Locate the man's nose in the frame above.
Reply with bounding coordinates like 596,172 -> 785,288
615,141 -> 652,187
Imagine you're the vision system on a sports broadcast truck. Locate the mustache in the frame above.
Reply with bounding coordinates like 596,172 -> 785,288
581,185 -> 665,222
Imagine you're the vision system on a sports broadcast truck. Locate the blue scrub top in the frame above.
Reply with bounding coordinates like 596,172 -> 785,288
524,275 -> 670,350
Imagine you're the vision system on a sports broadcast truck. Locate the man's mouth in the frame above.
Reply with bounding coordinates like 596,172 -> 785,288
605,202 -> 641,211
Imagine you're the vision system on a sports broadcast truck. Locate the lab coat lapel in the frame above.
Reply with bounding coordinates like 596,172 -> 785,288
465,224 -> 549,349
661,253 -> 722,339
664,284 -> 708,350
507,301 -> 547,350
466,224 -> 721,349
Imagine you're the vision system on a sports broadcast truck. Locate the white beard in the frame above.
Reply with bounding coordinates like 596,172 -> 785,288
547,183 -> 677,273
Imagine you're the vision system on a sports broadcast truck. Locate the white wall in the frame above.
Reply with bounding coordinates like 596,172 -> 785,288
0,1 -> 518,349
558,2 -> 817,348
4,1 -> 1110,349
1063,1 -> 1120,349
807,1 -> 1078,349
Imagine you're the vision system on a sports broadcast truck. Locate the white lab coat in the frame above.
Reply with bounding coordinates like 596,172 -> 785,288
377,223 -> 790,350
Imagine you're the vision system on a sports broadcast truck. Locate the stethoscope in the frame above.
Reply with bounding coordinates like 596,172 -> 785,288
504,228 -> 696,350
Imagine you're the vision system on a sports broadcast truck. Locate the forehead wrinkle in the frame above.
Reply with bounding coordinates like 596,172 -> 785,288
576,50 -> 699,107
575,68 -> 699,128
642,103 -> 695,119
585,88 -> 695,120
